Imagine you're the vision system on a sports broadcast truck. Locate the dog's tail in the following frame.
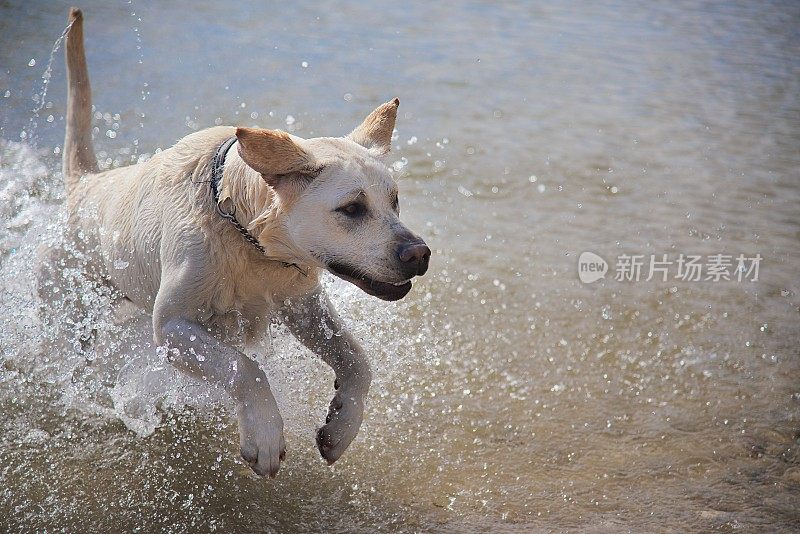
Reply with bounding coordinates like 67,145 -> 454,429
63,7 -> 98,191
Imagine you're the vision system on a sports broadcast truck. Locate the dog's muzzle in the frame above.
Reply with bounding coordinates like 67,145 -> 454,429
326,238 -> 430,301
397,240 -> 431,277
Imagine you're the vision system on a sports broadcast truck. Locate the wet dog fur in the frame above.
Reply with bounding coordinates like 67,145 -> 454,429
50,7 -> 430,477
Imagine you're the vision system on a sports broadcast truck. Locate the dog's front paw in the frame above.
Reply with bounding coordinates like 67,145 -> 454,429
316,389 -> 365,464
237,400 -> 285,478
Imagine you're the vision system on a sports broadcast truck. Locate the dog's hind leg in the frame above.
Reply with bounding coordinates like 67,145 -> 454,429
152,264 -> 285,477
36,238 -> 112,353
280,289 -> 372,464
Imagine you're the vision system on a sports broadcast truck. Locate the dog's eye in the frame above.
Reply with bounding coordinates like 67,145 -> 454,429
336,202 -> 367,218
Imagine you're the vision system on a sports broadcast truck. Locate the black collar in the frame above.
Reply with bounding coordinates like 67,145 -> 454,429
210,136 -> 238,210
209,137 -> 307,276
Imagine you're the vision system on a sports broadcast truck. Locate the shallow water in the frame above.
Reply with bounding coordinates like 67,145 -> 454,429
1,0 -> 799,531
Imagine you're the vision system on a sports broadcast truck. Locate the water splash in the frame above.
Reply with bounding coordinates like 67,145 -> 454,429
128,0 -> 147,155
23,20 -> 75,146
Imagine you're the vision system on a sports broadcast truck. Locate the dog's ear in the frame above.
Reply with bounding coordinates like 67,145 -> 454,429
347,98 -> 399,156
236,127 -> 317,182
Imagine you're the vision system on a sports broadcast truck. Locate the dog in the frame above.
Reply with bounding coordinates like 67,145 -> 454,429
52,7 -> 430,477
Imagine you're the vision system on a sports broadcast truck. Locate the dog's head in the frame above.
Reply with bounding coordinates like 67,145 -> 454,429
235,98 -> 430,301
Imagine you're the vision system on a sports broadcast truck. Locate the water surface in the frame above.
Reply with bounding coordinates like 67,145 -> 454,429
1,0 -> 799,531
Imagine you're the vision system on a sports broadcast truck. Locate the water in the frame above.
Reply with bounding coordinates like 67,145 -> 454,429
2,0 -> 799,531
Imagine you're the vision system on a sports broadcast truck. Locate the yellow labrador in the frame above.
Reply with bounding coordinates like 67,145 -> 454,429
56,8 -> 430,477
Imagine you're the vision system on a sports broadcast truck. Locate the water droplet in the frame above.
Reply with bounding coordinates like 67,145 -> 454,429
28,58 -> 36,67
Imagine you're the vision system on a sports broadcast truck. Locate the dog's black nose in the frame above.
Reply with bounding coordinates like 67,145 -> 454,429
398,241 -> 431,276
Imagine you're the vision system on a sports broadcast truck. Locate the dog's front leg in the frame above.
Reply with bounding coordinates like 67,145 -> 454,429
281,289 -> 372,464
153,273 -> 285,477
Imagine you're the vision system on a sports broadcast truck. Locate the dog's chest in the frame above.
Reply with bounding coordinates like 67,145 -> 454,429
203,262 -> 319,340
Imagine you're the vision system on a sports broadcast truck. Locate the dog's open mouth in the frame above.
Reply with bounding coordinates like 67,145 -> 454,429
327,262 -> 412,301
